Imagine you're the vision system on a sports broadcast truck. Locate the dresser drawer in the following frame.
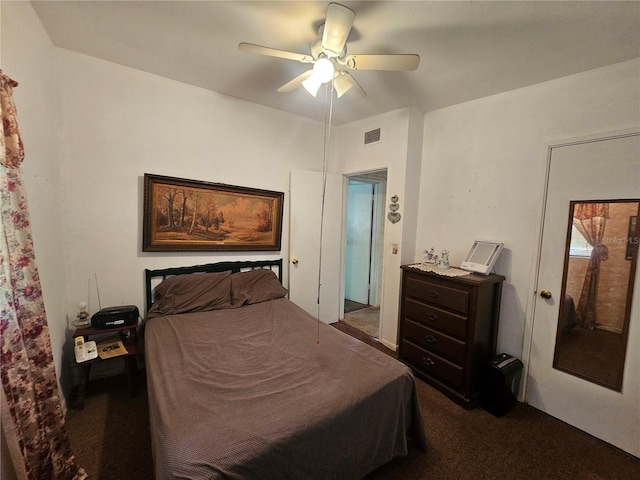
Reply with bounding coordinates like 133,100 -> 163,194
402,340 -> 464,389
404,298 -> 468,339
404,274 -> 469,314
403,319 -> 466,364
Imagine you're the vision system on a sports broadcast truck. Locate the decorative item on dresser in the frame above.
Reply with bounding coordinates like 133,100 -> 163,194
399,264 -> 505,408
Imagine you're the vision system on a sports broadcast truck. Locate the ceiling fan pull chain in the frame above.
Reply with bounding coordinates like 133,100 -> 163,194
316,79 -> 335,344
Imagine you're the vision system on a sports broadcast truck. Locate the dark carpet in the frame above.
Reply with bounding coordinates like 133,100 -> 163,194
65,373 -> 154,480
65,336 -> 640,480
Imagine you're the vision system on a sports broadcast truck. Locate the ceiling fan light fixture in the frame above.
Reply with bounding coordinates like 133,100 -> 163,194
302,57 -> 334,96
302,75 -> 323,97
334,72 -> 353,98
313,57 -> 335,83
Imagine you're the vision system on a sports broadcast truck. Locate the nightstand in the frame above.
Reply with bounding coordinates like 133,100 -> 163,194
70,323 -> 139,410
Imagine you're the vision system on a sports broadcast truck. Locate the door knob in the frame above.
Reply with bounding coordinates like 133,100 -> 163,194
539,290 -> 552,299
291,258 -> 299,265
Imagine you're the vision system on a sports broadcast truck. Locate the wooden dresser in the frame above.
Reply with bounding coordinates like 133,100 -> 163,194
398,265 -> 505,408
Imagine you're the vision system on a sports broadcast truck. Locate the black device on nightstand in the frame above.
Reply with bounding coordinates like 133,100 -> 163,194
91,305 -> 139,329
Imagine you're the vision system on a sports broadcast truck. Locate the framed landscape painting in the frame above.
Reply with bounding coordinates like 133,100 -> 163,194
143,174 -> 284,252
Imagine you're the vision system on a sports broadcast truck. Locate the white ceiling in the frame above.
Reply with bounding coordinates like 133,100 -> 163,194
31,1 -> 640,125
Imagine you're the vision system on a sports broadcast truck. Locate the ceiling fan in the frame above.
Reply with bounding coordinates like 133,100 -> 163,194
238,2 -> 420,99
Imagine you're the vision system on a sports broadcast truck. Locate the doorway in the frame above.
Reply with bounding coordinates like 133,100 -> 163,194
526,131 -> 639,457
343,170 -> 386,339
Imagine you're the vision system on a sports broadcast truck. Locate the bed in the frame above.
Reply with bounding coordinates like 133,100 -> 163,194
143,259 -> 426,479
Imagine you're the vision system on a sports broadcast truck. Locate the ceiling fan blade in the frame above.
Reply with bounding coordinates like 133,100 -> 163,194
239,43 -> 314,63
277,70 -> 313,93
334,71 -> 366,99
344,54 -> 420,71
322,3 -> 355,57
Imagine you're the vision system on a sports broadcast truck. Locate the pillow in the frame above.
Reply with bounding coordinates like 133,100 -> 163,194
230,269 -> 288,306
147,270 -> 232,318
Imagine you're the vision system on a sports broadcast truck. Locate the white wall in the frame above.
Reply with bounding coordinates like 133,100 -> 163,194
417,59 -> 640,359
55,50 -> 324,320
332,108 -> 423,350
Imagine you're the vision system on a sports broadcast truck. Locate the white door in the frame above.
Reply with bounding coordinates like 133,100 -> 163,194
289,169 -> 344,324
345,181 -> 373,305
527,131 -> 640,456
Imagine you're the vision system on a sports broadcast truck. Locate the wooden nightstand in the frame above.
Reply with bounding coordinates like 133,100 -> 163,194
70,323 -> 139,410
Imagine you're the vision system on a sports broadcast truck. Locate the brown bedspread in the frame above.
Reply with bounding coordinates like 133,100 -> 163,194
145,298 -> 426,479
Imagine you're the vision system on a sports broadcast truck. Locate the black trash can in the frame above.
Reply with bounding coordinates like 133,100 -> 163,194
480,353 -> 523,417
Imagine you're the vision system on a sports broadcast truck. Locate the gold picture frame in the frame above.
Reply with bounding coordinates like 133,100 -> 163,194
143,174 -> 283,252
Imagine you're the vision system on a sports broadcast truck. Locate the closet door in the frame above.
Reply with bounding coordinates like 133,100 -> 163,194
289,169 -> 344,323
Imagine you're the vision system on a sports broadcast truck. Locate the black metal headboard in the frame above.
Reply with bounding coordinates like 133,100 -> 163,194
144,259 -> 283,313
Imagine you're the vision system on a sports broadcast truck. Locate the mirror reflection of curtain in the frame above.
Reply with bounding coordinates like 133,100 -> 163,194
573,203 -> 609,329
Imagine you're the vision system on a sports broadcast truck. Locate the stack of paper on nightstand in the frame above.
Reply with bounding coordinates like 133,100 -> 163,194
96,336 -> 128,359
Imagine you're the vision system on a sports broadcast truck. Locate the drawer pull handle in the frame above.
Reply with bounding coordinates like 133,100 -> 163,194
425,335 -> 436,343
425,313 -> 438,322
422,356 -> 435,366
427,289 -> 439,298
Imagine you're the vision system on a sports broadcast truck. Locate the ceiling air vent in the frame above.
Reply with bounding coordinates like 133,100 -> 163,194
364,128 -> 381,145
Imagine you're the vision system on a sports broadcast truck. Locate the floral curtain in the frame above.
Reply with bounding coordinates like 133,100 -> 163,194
0,71 -> 87,479
573,202 -> 609,330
